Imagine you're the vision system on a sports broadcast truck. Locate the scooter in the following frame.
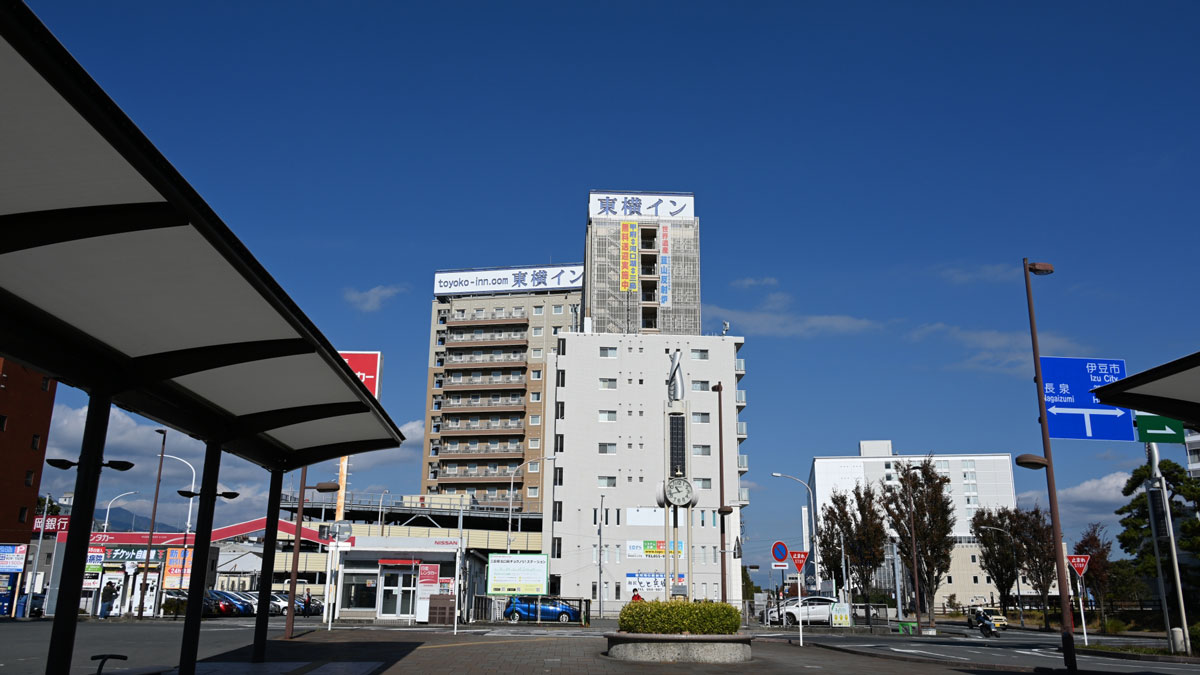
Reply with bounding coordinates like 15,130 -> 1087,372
978,619 -> 998,638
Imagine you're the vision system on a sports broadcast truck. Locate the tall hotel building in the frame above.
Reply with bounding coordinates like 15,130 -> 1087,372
420,265 -> 583,514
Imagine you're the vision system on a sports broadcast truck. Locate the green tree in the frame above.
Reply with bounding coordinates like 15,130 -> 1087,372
1015,505 -> 1057,630
37,495 -> 61,517
1074,523 -> 1112,632
970,507 -> 1021,616
741,565 -> 761,599
1115,460 -> 1200,573
1107,559 -> 1148,610
818,490 -> 851,594
846,482 -> 887,624
881,458 -> 955,626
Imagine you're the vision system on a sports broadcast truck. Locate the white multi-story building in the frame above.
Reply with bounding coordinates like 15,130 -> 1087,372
1185,430 -> 1200,479
542,331 -> 747,614
810,441 -> 1054,609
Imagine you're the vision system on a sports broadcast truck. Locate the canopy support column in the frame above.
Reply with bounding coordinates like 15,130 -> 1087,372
252,470 -> 284,662
46,392 -> 111,675
179,440 -> 222,675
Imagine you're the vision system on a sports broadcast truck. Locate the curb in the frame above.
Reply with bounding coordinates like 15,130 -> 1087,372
1073,647 -> 1200,664
810,641 -> 1048,673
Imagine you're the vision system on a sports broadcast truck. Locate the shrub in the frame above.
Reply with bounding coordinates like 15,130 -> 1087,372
1105,618 -> 1128,634
618,600 -> 741,635
163,598 -> 186,615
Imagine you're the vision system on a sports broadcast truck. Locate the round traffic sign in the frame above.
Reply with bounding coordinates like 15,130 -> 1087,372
771,541 -> 788,562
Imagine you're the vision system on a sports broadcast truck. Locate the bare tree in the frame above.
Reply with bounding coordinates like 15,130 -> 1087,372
1074,523 -> 1113,632
881,458 -> 955,626
819,491 -> 851,595
847,482 -> 887,624
1015,505 -> 1057,630
970,507 -> 1021,615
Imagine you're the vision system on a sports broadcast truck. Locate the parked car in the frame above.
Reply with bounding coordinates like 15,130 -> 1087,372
782,596 -> 838,626
967,606 -> 1009,630
269,593 -> 292,615
29,592 -> 45,618
503,596 -> 580,623
211,590 -> 253,616
204,590 -> 235,616
763,597 -> 800,625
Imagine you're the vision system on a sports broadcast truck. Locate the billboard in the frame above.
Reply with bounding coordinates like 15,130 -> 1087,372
589,191 -> 695,221
625,572 -> 685,594
163,548 -> 193,590
434,265 -> 583,297
0,545 -> 26,573
625,540 -> 685,559
486,553 -> 549,595
339,351 -> 382,398
33,515 -> 70,533
620,222 -> 639,292
659,224 -> 671,307
83,546 -> 104,590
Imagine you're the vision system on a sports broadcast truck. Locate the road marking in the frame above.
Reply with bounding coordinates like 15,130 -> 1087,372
1014,649 -> 1059,659
415,637 -> 557,650
888,643 -> 969,658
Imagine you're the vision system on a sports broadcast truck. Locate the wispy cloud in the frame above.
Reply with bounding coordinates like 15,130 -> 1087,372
937,263 -> 1020,285
730,277 -> 778,289
705,293 -> 880,338
343,284 -> 408,312
909,322 -> 1087,376
1017,471 -> 1130,542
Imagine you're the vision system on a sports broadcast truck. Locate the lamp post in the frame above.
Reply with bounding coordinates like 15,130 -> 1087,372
103,491 -> 139,532
979,525 -> 1025,628
25,492 -> 52,617
377,489 -> 389,536
284,466 -> 339,639
507,457 -> 554,554
1020,257 -> 1076,672
137,429 -> 167,619
769,473 -> 821,594
712,383 -> 734,603
163,455 -> 196,546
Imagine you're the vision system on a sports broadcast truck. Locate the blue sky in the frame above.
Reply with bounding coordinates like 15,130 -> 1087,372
27,2 -> 1200,586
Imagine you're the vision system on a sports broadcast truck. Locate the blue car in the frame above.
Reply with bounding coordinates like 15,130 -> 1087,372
503,596 -> 580,623
212,590 -> 254,616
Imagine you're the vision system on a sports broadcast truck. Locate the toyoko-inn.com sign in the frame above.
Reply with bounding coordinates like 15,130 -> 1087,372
434,265 -> 583,297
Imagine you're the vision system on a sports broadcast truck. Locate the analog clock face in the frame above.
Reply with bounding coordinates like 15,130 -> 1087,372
667,478 -> 693,506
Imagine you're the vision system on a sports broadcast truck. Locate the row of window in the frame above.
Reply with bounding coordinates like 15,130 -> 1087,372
452,304 -> 569,318
596,410 -> 709,423
441,485 -> 540,499
597,347 -> 710,360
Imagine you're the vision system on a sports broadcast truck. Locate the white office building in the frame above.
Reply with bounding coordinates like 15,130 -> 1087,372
809,440 -> 1056,609
541,331 -> 748,614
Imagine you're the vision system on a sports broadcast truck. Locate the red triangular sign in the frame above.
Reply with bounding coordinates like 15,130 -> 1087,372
790,550 -> 809,573
1067,554 -> 1089,576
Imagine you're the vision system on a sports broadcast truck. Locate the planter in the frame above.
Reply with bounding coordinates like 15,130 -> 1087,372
605,632 -> 753,663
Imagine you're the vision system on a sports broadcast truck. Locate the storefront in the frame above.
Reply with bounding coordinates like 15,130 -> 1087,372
329,535 -> 471,624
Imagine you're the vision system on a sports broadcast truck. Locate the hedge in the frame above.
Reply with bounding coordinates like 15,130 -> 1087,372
618,600 -> 741,635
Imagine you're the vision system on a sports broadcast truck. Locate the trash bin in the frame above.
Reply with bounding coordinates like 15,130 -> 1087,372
15,594 -> 28,617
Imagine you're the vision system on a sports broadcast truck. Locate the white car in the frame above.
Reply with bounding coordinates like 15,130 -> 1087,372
783,596 -> 837,625
764,597 -> 800,625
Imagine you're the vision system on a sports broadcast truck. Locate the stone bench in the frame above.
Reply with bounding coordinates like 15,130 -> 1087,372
605,632 -> 753,663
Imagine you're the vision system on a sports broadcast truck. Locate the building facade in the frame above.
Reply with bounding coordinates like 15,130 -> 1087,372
584,190 -> 700,335
809,440 -> 1028,609
542,332 -> 748,614
0,357 -> 57,545
421,265 -> 583,514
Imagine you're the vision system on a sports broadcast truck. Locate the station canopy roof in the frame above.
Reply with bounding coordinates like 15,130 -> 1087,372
1093,350 -> 1200,431
0,5 -> 403,470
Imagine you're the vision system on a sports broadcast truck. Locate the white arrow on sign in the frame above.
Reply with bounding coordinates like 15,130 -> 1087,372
1145,425 -> 1176,436
1047,406 -> 1124,438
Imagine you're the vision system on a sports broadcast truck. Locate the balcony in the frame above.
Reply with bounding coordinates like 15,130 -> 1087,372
439,445 -> 526,458
737,421 -> 747,438
447,310 -> 529,327
440,421 -> 525,436
440,398 -> 526,412
437,468 -> 524,482
734,359 -> 745,375
447,332 -> 528,347
442,353 -> 527,369
735,389 -> 746,407
737,454 -> 748,473
442,375 -> 527,391
738,487 -> 750,504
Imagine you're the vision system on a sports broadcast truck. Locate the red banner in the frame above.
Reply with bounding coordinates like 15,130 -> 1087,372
34,515 -> 70,532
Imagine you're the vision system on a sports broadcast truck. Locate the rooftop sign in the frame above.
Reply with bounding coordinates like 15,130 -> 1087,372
588,190 -> 694,221
434,265 -> 583,297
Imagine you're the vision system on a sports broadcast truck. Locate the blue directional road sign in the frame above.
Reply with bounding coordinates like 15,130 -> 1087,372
1039,356 -> 1135,441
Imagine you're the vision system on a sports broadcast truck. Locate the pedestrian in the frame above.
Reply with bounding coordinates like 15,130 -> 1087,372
631,589 -> 644,602
303,590 -> 311,618
99,581 -> 117,619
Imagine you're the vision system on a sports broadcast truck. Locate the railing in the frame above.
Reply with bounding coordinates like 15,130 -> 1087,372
736,390 -> 746,405
448,332 -> 527,343
439,445 -> 525,456
450,309 -> 528,321
444,376 -> 527,386
640,266 -> 657,276
737,421 -> 747,436
441,399 -> 525,409
445,353 -> 526,365
734,359 -> 745,373
737,454 -> 748,471
442,421 -> 525,432
738,487 -> 750,503
440,468 -> 524,479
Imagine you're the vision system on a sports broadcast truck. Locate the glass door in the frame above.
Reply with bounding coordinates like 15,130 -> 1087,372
379,571 -> 400,617
399,571 -> 416,616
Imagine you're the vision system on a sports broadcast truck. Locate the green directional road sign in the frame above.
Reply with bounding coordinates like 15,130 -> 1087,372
1135,414 -> 1186,444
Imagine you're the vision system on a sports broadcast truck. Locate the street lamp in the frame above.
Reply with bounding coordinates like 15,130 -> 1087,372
163,455 -> 196,547
507,456 -> 555,554
285,466 -> 339,640
712,383 -> 732,603
769,473 -> 821,593
377,489 -> 389,536
1022,257 -> 1076,671
103,491 -> 139,532
978,525 -> 1025,628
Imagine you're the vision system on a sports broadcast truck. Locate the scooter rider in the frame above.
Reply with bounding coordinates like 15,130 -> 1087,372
975,608 -> 997,637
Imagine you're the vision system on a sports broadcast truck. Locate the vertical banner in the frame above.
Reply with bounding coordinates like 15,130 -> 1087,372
619,222 -> 631,291
659,224 -> 671,307
164,548 -> 193,590
83,546 -> 104,590
628,222 -> 639,292
416,564 -> 438,622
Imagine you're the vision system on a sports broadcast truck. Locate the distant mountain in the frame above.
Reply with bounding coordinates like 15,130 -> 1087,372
95,507 -> 184,534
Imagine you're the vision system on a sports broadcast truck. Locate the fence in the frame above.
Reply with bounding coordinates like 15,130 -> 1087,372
472,595 -> 591,625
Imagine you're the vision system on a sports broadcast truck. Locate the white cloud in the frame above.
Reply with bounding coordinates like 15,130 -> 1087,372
1017,471 -> 1130,542
704,293 -> 879,338
909,322 -> 1088,376
730,277 -> 779,289
937,263 -> 1021,285
343,284 -> 408,312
